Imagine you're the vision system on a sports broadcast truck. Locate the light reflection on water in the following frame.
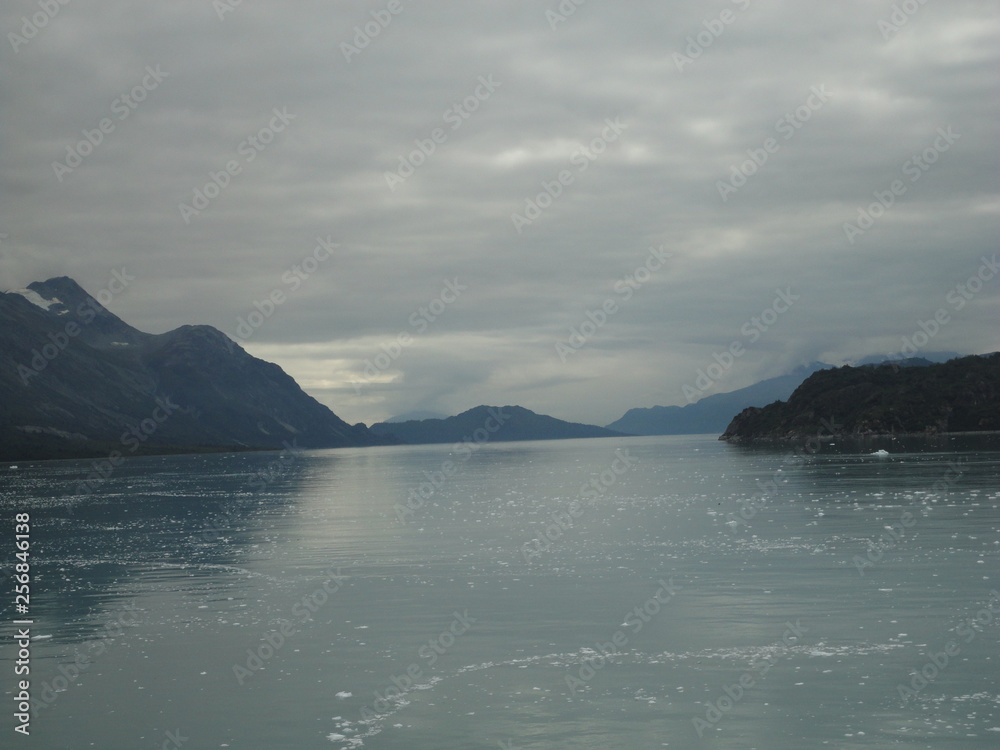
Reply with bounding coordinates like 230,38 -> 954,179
1,434 -> 998,749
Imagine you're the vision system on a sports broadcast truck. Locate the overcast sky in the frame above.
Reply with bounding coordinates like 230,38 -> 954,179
2,1 -> 998,426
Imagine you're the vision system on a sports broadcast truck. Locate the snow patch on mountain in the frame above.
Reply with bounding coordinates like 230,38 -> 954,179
13,288 -> 60,311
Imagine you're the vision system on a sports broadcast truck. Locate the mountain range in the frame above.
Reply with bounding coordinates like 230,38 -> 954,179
0,277 -> 390,460
720,353 -> 1000,442
370,405 -> 627,445
606,362 -> 830,435
605,353 -> 962,436
0,277 -> 986,461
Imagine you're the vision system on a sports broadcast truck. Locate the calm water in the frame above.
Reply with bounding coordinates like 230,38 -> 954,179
1,434 -> 999,749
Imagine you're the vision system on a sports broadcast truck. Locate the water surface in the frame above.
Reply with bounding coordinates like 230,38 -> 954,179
2,434 -> 999,749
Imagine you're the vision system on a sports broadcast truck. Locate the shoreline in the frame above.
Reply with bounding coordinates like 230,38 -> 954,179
720,429 -> 1000,444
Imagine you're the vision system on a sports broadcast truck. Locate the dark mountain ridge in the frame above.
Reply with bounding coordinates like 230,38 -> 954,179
719,354 -> 1000,442
606,353 -> 964,436
0,277 -> 389,460
370,405 -> 629,445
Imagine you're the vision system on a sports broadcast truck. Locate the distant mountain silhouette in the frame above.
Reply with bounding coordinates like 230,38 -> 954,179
0,277 -> 391,460
720,354 -> 1000,442
607,354 -> 968,436
370,405 -> 629,444
606,363 -> 831,435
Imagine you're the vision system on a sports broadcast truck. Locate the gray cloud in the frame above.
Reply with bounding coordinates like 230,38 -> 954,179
2,0 -> 998,426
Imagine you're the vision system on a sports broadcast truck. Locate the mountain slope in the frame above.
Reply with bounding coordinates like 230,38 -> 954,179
0,277 -> 388,460
370,405 -> 630,445
606,363 -> 831,435
719,354 -> 1000,442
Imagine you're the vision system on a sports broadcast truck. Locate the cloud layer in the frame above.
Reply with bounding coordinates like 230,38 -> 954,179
3,0 -> 998,425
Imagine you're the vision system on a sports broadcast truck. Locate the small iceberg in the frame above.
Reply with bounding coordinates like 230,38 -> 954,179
870,449 -> 890,457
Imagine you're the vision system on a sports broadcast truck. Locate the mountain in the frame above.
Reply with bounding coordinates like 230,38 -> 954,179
0,277 -> 390,460
369,405 -> 630,445
606,354 -> 966,436
719,354 -> 1000,442
606,362 -> 832,435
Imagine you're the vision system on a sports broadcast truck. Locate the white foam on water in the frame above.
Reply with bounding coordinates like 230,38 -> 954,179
328,639 -> 907,748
